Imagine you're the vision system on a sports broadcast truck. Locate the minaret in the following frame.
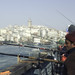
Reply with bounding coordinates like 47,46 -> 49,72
28,19 -> 32,27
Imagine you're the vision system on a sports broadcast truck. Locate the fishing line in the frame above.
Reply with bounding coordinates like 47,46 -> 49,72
56,9 -> 73,23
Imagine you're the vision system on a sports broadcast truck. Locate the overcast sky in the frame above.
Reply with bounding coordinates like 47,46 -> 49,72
0,0 -> 75,31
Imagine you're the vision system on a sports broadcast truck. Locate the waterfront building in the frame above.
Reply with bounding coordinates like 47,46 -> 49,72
0,20 -> 66,44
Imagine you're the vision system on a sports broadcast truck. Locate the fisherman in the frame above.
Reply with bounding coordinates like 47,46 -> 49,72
61,24 -> 75,62
62,31 -> 75,75
68,24 -> 75,33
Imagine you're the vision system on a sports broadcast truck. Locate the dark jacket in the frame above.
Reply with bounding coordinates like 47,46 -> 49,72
63,47 -> 75,75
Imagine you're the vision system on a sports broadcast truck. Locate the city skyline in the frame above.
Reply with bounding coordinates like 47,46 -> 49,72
0,0 -> 75,31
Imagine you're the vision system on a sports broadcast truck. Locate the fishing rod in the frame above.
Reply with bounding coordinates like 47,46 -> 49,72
0,52 -> 38,59
56,9 -> 73,23
0,52 -> 62,63
4,43 -> 59,52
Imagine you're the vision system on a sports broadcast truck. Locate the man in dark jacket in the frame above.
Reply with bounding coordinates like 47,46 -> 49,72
63,31 -> 75,75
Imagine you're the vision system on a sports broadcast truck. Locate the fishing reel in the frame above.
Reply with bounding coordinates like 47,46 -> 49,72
32,63 -> 38,69
32,63 -> 42,69
31,58 -> 43,69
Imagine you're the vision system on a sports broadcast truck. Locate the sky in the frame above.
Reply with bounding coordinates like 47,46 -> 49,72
0,0 -> 75,31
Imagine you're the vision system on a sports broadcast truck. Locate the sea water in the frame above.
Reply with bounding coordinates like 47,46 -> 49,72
0,45 -> 42,70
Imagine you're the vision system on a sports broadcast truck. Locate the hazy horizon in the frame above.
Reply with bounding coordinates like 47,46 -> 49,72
0,0 -> 75,31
